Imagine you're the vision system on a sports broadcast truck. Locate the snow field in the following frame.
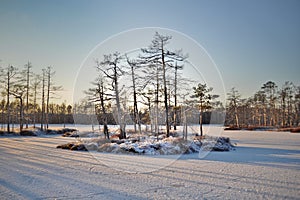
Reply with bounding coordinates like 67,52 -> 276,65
0,126 -> 299,199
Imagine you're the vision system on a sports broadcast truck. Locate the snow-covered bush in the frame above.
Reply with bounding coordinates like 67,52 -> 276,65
57,134 -> 235,155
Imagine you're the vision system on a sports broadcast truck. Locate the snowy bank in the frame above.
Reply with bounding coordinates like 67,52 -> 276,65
0,127 -> 77,137
224,126 -> 300,133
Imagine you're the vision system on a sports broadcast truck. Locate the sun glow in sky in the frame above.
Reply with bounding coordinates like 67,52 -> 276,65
0,0 -> 299,104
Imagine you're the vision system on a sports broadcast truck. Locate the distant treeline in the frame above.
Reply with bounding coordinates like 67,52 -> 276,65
225,81 -> 300,128
0,99 -> 224,126
0,78 -> 298,132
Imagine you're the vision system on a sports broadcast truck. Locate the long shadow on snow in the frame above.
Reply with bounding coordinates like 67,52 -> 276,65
179,146 -> 300,170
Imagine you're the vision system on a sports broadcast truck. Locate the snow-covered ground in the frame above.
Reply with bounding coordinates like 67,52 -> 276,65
0,125 -> 299,199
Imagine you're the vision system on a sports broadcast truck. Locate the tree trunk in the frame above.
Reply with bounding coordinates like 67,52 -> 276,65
46,68 -> 51,130
287,95 -> 292,127
131,64 -> 141,134
25,62 -> 31,129
161,46 -> 170,137
183,106 -> 188,140
114,66 -> 126,139
99,83 -> 109,139
6,69 -> 10,133
19,97 -> 23,131
155,69 -> 159,140
148,101 -> 153,134
174,67 -> 178,130
33,83 -> 37,128
173,63 -> 182,130
263,106 -> 267,127
234,104 -> 239,128
41,70 -> 45,131
199,100 -> 203,136
281,97 -> 286,127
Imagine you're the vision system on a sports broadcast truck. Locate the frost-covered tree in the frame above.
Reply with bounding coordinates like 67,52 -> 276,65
140,32 -> 187,137
126,56 -> 142,134
85,74 -> 112,139
169,62 -> 183,130
139,62 -> 163,137
96,52 -> 126,139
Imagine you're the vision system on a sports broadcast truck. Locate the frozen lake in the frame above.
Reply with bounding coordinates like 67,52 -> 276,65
0,125 -> 299,199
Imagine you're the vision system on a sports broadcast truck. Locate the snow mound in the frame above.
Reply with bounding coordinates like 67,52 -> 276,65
57,135 -> 235,155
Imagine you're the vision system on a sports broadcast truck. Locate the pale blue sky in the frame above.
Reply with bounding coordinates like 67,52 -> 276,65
0,0 -> 299,104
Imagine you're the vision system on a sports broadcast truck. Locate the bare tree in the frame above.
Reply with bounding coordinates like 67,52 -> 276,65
139,63 -> 163,137
4,66 -> 18,133
44,66 -> 62,129
24,61 -> 32,128
126,56 -> 142,134
169,62 -> 183,130
140,89 -> 155,133
10,84 -> 26,131
96,52 -> 126,139
31,74 -> 41,128
46,66 -> 53,129
85,75 -> 112,139
0,99 -> 5,129
41,69 -> 46,130
141,32 -> 187,137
